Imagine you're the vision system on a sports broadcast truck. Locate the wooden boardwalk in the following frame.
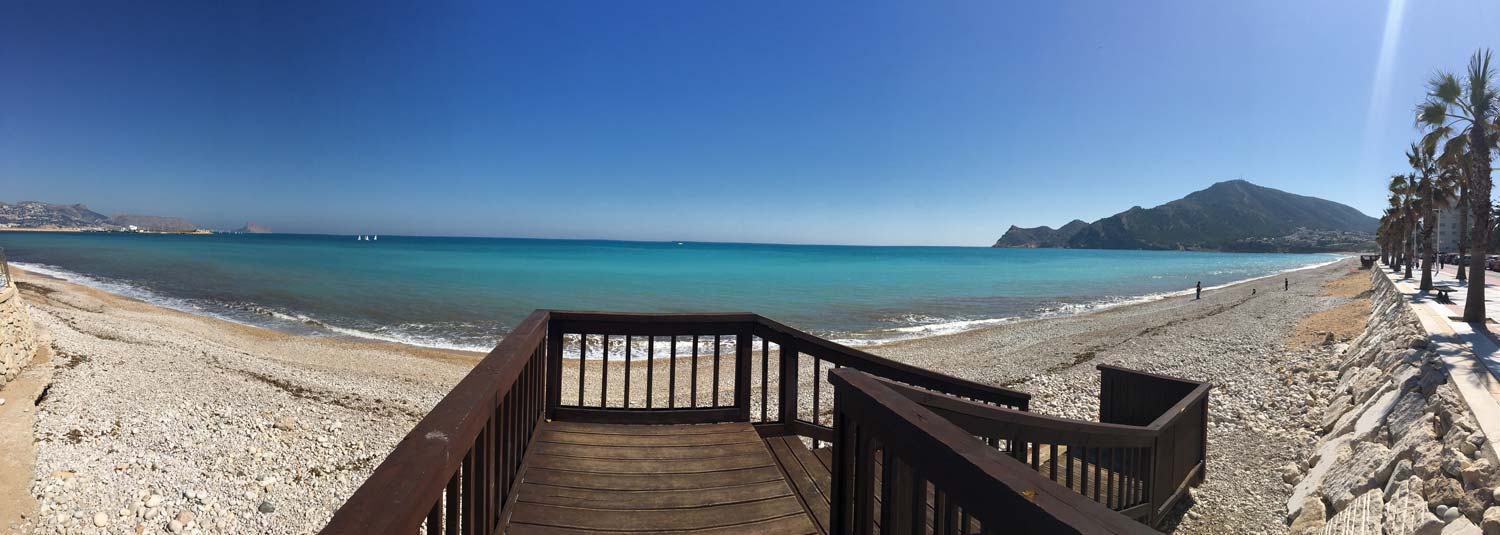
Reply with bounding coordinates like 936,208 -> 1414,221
323,311 -> 1206,535
506,422 -> 820,534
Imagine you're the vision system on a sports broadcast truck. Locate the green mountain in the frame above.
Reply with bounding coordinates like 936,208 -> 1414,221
993,180 -> 1377,252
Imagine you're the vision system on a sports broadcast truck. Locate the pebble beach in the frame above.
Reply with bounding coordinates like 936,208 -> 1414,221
0,258 -> 1364,534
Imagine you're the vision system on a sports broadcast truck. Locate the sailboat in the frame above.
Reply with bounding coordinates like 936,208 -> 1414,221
373,235 -> 378,241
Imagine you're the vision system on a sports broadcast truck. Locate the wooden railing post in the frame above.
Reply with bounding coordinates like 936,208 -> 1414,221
545,322 -> 562,420
734,330 -> 753,422
778,339 -> 799,432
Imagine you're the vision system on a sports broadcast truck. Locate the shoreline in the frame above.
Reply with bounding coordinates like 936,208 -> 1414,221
2,254 -> 1366,534
10,253 -> 1350,356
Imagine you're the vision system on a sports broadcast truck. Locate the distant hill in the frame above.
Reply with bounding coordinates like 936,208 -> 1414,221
111,214 -> 199,232
994,220 -> 1089,248
235,222 -> 272,234
993,180 -> 1378,252
0,201 -> 204,232
0,201 -> 111,228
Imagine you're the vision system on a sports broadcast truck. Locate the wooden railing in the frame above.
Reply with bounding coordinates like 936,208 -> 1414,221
321,310 -> 551,534
870,364 -> 1210,526
324,311 -> 1204,534
827,369 -> 1161,535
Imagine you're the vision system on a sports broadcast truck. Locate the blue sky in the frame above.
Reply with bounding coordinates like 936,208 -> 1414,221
2,1 -> 1497,245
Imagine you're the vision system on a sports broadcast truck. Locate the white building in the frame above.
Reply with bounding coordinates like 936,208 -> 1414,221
1433,200 -> 1463,253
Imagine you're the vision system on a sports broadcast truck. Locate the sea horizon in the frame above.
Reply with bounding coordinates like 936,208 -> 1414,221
0,231 -> 1341,353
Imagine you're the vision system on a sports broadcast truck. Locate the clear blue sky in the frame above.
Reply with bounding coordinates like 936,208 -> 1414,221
2,1 -> 1496,245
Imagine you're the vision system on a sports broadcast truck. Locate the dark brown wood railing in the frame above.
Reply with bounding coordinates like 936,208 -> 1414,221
827,369 -> 1161,535
324,311 -> 1203,534
322,310 -> 550,534
870,364 -> 1210,525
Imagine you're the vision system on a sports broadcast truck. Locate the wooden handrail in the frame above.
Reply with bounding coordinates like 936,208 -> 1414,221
875,376 -> 1158,446
323,310 -> 551,534
828,368 -> 1161,535
755,315 -> 1031,408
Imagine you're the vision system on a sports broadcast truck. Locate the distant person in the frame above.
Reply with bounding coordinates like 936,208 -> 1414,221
1195,281 -> 1201,300
1252,288 -> 1256,296
1285,278 -> 1289,291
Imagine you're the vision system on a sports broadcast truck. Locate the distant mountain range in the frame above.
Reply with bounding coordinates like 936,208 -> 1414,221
0,201 -> 203,232
993,180 -> 1377,252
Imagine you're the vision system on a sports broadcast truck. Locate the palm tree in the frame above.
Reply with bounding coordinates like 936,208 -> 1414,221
1420,49 -> 1497,322
1410,143 -> 1439,290
1389,174 -> 1419,279
1378,209 -> 1396,265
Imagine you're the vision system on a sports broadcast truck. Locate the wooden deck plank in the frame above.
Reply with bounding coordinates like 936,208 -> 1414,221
516,480 -> 793,510
528,452 -> 773,474
543,421 -> 750,436
506,422 -> 821,533
507,513 -> 818,535
765,437 -> 831,534
522,466 -> 786,491
538,429 -> 762,447
531,440 -> 768,460
509,498 -> 808,531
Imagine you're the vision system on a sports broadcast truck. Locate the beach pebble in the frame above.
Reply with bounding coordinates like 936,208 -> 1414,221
93,512 -> 108,527
258,501 -> 275,514
1443,506 -> 1464,523
145,494 -> 163,508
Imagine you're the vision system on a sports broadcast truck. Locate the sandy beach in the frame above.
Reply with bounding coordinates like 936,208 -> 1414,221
0,258 -> 1365,534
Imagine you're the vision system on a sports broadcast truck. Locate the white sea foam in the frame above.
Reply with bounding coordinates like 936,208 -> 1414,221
15,255 -> 1349,354
15,261 -> 498,353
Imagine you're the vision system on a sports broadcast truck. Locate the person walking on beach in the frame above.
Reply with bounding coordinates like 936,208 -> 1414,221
1195,281 -> 1201,300
1285,278 -> 1289,291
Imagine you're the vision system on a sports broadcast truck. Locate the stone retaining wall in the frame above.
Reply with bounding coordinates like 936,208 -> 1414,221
0,283 -> 36,388
1286,270 -> 1499,534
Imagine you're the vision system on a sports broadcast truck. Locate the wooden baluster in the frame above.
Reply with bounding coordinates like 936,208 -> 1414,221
712,335 -> 721,407
1065,444 -> 1074,492
760,338 -> 769,422
427,496 -> 442,535
669,336 -> 677,409
624,335 -> 632,409
691,335 -> 699,408
854,427 -> 875,535
445,474 -> 458,535
908,472 -> 926,535
577,334 -> 586,406
600,335 -> 609,407
1098,446 -> 1110,503
1049,444 -> 1059,482
1107,448 -> 1116,509
646,337 -> 654,409
812,357 -> 822,447
461,445 -> 475,534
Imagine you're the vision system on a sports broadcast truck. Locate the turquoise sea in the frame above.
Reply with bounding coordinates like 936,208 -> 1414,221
0,232 -> 1339,351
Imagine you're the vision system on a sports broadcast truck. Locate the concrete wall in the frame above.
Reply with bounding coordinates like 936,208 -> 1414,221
0,283 -> 36,387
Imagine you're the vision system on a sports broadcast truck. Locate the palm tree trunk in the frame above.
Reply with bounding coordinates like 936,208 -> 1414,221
1465,122 -> 1491,323
1459,188 -> 1469,280
1421,186 -> 1435,291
